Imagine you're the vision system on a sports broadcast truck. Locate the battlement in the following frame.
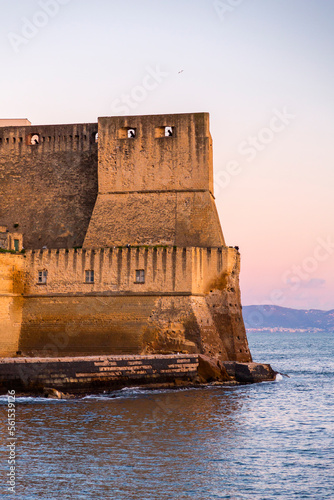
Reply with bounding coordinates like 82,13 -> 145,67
23,245 -> 238,296
0,122 -> 98,154
0,245 -> 249,360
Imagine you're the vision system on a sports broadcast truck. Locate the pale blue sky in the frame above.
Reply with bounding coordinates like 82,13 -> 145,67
1,0 -> 334,309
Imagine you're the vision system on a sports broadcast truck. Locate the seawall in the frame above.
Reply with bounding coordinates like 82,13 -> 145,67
0,354 -> 199,393
0,354 -> 276,394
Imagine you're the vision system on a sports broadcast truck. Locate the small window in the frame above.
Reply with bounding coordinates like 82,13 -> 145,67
118,127 -> 137,139
155,126 -> 174,138
30,134 -> 39,145
135,269 -> 145,283
38,270 -> 48,284
14,239 -> 19,252
85,270 -> 94,283
165,126 -> 174,137
94,132 -> 98,143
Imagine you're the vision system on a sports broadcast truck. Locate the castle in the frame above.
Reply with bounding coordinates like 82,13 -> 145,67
0,113 -> 252,363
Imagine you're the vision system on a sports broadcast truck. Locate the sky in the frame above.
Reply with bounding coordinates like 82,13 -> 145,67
1,0 -> 333,310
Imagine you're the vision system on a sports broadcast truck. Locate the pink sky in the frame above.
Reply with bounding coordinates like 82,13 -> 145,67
1,0 -> 333,309
214,107 -> 334,310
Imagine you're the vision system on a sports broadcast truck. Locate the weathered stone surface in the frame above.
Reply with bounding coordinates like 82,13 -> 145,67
0,355 -> 276,394
0,123 -> 98,249
222,362 -> 277,383
0,246 -> 251,361
0,113 -> 253,364
0,228 -> 23,252
0,354 -> 199,393
0,253 -> 25,356
44,387 -> 67,399
198,354 -> 230,383
84,113 -> 224,248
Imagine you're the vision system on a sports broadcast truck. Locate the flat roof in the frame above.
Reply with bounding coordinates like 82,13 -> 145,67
0,119 -> 31,127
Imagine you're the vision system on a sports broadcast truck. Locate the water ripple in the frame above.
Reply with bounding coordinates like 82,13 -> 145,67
0,331 -> 333,499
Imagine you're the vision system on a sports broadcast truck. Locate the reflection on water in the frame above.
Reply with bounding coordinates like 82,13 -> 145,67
0,331 -> 333,499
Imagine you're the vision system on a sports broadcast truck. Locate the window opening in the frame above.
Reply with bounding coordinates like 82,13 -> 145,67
85,270 -> 94,283
135,269 -> 145,283
31,134 -> 39,145
38,270 -> 48,284
165,127 -> 173,137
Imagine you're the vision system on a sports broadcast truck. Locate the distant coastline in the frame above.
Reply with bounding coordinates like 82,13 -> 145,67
243,305 -> 334,333
247,328 -> 333,333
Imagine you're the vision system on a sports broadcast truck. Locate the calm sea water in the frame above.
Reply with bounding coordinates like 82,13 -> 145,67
0,331 -> 333,500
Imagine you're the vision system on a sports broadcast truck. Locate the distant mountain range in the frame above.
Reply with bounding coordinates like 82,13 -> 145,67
243,305 -> 334,332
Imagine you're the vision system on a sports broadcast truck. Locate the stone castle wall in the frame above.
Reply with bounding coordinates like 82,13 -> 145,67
83,113 -> 224,248
23,245 -> 236,295
0,112 -> 251,364
0,253 -> 24,356
0,123 -> 98,249
0,247 -> 251,361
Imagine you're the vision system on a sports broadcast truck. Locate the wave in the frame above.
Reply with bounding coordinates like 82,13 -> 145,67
0,395 -> 66,403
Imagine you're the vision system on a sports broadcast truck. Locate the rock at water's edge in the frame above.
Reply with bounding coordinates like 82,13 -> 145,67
198,354 -> 231,383
222,362 -> 277,383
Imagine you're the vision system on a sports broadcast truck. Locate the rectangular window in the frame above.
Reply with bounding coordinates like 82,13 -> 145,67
155,126 -> 175,138
85,270 -> 94,283
14,239 -> 19,252
38,270 -> 48,284
135,269 -> 145,283
118,127 -> 136,139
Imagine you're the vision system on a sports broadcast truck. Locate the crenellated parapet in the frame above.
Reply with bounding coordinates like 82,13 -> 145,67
0,122 -> 98,153
0,245 -> 250,362
22,246 -> 238,296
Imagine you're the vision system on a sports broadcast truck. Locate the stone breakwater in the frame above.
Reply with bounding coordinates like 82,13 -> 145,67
0,354 -> 276,395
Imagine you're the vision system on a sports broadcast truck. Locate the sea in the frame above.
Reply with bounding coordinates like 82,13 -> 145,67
0,331 -> 333,500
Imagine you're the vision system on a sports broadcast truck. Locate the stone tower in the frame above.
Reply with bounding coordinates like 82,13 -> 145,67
84,113 -> 224,248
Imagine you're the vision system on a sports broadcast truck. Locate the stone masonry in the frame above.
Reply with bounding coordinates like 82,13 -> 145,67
0,113 -> 252,363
